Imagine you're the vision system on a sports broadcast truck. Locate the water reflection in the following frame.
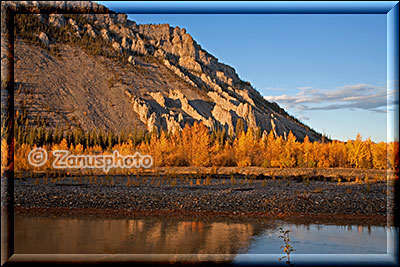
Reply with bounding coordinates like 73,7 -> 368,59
14,214 -> 389,255
14,214 -> 271,254
243,223 -> 388,254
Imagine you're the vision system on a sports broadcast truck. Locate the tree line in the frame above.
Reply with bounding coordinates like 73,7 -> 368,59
12,121 -> 399,172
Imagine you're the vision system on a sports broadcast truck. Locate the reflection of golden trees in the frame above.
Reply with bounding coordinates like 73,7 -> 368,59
134,220 -> 255,254
15,216 -> 260,254
179,221 -> 204,232
13,121 -> 399,171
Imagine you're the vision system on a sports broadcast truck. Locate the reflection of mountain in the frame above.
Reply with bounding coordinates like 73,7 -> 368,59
14,215 -> 273,254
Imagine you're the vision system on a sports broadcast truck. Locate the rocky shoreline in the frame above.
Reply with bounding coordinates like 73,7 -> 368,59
13,173 -> 392,220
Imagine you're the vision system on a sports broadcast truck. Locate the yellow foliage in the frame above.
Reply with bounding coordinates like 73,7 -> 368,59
1,138 -> 8,175
13,124 -> 397,173
371,142 -> 387,169
235,129 -> 255,167
280,131 -> 298,168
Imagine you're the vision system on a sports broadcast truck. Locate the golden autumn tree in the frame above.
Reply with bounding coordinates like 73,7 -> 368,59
298,135 -> 315,168
162,131 -> 179,166
308,141 -> 321,168
73,143 -> 84,154
266,132 -> 284,168
181,123 -> 192,164
262,131 -> 274,167
387,141 -> 399,170
151,131 -> 168,166
52,138 -> 69,151
280,131 -> 298,168
190,122 -> 211,166
210,141 -> 235,166
346,134 -> 373,169
235,128 -> 256,167
112,139 -> 135,156
14,143 -> 31,172
253,135 -> 267,166
360,137 -> 373,169
315,142 -> 330,168
154,130 -> 186,167
328,140 -> 347,167
1,138 -> 8,175
346,139 -> 357,168
371,141 -> 387,169
137,140 -> 150,162
167,129 -> 188,166
210,139 -> 223,165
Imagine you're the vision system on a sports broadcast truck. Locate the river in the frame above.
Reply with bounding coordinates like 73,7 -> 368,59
14,212 -> 396,264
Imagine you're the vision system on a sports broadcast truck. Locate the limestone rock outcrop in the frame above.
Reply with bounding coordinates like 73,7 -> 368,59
6,1 -> 323,142
37,32 -> 49,47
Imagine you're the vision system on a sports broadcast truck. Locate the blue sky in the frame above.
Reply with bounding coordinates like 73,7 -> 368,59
96,2 -> 394,142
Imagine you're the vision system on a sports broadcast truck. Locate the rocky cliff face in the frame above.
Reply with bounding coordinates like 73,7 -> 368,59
4,1 -> 322,141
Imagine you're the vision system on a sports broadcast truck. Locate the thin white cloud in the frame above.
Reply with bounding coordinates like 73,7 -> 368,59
264,83 -> 398,113
296,86 -> 312,90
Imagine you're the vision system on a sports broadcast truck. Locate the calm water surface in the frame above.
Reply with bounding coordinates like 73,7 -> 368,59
14,213 -> 392,257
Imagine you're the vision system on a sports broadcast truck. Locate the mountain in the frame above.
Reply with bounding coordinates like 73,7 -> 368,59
8,1 -> 323,141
